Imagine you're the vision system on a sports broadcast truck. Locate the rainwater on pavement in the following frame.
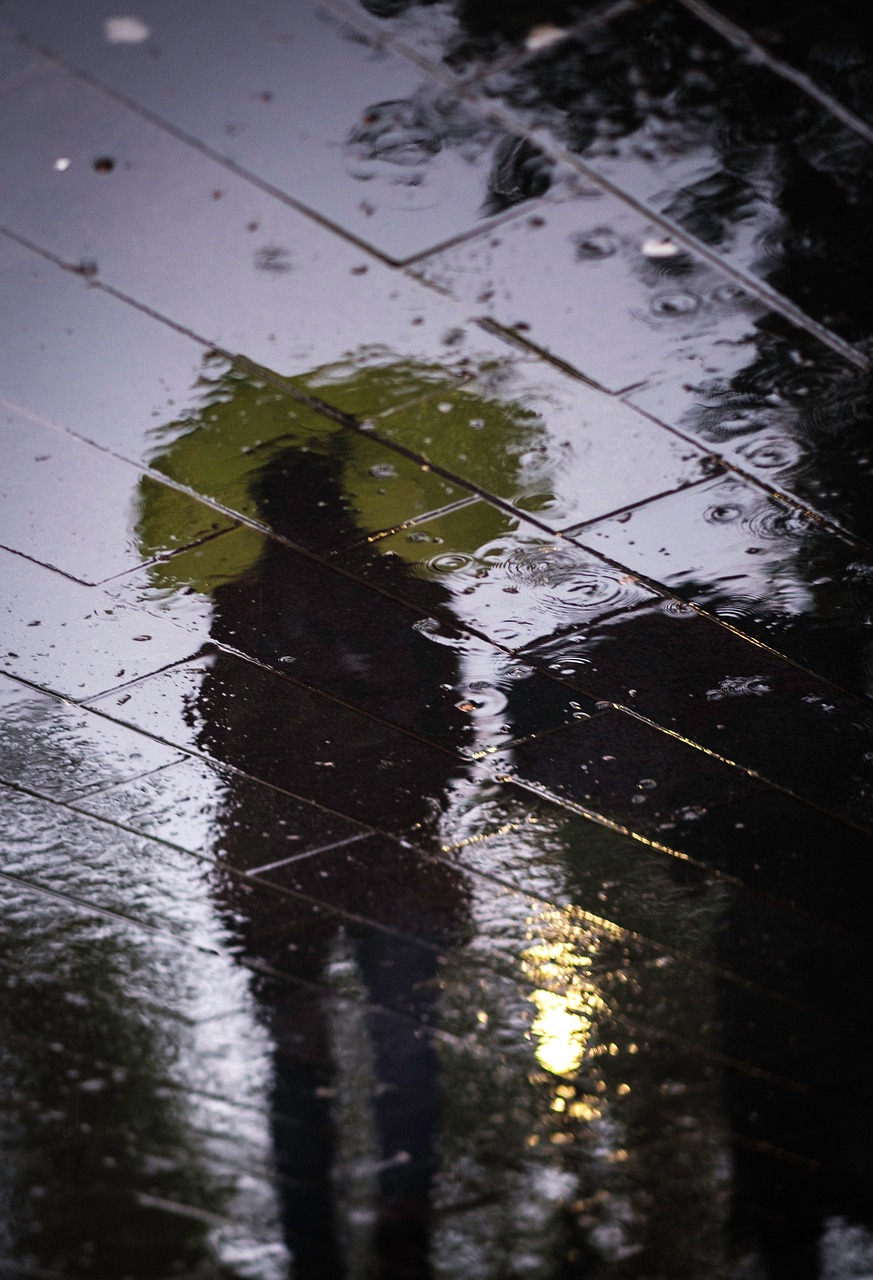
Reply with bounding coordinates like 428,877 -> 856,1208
1,1 -> 872,1277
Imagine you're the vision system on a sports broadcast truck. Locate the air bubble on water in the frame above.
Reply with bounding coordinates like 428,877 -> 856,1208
437,402 -> 453,414
369,462 -> 397,479
469,418 -> 484,429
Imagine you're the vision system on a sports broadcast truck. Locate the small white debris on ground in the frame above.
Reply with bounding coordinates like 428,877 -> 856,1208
524,24 -> 567,52
104,16 -> 151,43
642,236 -> 680,258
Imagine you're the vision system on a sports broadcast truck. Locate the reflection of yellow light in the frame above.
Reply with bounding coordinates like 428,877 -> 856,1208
529,990 -> 592,1077
521,906 -> 612,1080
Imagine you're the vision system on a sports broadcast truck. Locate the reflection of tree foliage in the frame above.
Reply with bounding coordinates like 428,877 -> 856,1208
0,945 -> 238,1278
0,798 -> 241,1276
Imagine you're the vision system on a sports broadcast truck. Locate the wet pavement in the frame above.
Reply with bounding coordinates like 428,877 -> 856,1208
1,0 -> 872,1277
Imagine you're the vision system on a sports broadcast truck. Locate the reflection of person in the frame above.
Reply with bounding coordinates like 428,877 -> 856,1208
142,356 -> 735,1278
187,442 -> 471,1276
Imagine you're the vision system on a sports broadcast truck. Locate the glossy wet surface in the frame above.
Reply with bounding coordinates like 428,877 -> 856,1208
1,1 -> 872,1277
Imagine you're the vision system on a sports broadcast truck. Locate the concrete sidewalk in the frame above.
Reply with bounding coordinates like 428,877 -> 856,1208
1,1 -> 872,1276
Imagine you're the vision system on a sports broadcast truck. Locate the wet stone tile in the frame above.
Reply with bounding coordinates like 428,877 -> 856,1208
0,788 -> 224,948
476,0 -> 873,342
0,236 -> 213,462
412,192 -> 873,544
86,652 -> 460,835
628,322 -> 873,544
252,832 -> 470,947
111,525 -> 594,754
0,221 -> 522,468
0,871 -> 288,1278
412,189 -> 771,395
219,870 -> 462,1031
0,546 -> 201,700
509,708 -> 763,833
343,498 -> 656,649
520,596 -> 873,827
0,675 -> 181,799
571,473 -> 873,700
76,756 -> 368,869
1,0 -> 557,261
659,788 -> 873,932
440,784 -> 804,951
141,388 -> 473,547
369,357 -> 713,528
0,407 -> 229,584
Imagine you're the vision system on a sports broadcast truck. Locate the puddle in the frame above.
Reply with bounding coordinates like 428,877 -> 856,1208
3,0 -> 873,1271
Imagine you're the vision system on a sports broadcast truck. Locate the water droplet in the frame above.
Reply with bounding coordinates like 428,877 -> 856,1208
650,291 -> 700,317
574,229 -> 618,260
53,157 -> 71,172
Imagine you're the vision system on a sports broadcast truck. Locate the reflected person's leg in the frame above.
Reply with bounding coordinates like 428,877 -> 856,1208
357,930 -> 446,1280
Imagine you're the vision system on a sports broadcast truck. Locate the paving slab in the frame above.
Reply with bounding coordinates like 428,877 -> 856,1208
571,472 -> 873,699
342,497 -> 658,649
333,0 -> 618,82
0,673 -> 182,799
410,190 -> 873,543
71,755 -> 367,865
0,402 -> 230,584
367,355 -> 715,528
0,546 -> 202,699
695,0 -> 873,129
0,0 -> 561,262
475,0 -> 873,343
107,525 -> 594,754
520,595 -> 873,826
84,653 -> 461,834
